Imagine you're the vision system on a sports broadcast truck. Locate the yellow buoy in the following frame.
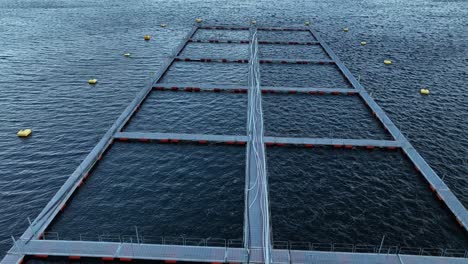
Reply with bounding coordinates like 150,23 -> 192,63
88,79 -> 97,84
384,60 -> 392,65
160,24 -> 167,28
144,35 -> 151,41
343,27 -> 349,32
420,88 -> 430,95
360,41 -> 367,45
195,18 -> 203,23
17,129 -> 32,137
124,53 -> 131,57
305,21 -> 310,26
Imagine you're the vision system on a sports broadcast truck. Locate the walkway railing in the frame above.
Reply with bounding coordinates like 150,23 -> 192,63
33,233 -> 468,258
42,232 -> 243,248
6,238 -> 468,264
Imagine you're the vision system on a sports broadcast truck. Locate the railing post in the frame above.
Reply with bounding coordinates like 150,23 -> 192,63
27,217 -> 35,237
130,237 -> 134,258
10,236 -> 21,255
134,226 -> 139,244
224,246 -> 228,263
378,235 -> 386,254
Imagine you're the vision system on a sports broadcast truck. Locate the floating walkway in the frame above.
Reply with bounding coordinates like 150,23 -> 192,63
1,23 -> 466,264
153,83 -> 354,94
114,132 -> 400,149
175,56 -> 335,65
4,239 -> 468,264
114,131 -> 249,144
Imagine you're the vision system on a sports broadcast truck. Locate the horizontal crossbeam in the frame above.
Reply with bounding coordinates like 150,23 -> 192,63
153,83 -> 248,92
258,41 -> 320,45
113,132 -> 400,149
6,239 -> 467,264
259,58 -> 334,64
114,132 -> 248,144
199,25 -> 310,32
189,39 -> 250,44
260,87 -> 355,94
174,57 -> 249,63
188,39 -> 320,46
258,27 -> 310,32
264,137 -> 401,148
199,25 -> 250,30
152,83 -> 355,94
174,57 -> 334,64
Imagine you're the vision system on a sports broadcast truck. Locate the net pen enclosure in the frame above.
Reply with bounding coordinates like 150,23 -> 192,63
2,23 -> 467,264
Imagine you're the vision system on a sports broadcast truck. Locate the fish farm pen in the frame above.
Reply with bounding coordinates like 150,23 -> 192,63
2,23 -> 467,264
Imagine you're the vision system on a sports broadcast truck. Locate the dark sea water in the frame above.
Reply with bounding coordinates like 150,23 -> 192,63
1,0 -> 467,258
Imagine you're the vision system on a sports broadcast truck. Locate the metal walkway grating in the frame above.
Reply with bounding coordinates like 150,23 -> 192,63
1,23 -> 466,264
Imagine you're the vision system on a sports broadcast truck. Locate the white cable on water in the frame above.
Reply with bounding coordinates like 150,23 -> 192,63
256,50 -> 271,264
248,30 -> 261,219
248,39 -> 262,206
252,29 -> 271,263
245,28 -> 271,263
